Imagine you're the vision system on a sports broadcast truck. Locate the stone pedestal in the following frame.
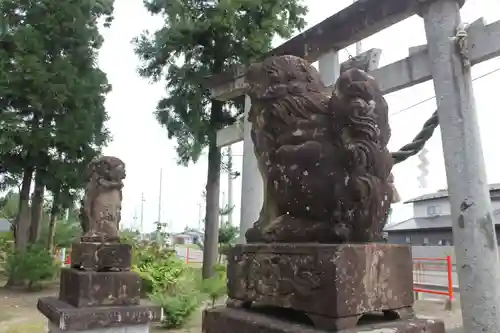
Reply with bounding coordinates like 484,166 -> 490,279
203,306 -> 445,333
48,322 -> 149,333
38,242 -> 161,332
203,243 -> 445,333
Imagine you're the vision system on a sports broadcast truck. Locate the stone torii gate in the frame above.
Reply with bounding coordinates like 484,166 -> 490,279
207,0 -> 500,331
211,1 -> 500,242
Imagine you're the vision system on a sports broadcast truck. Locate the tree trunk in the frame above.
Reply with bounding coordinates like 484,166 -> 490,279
201,100 -> 222,279
6,166 -> 33,288
15,166 -> 33,252
47,190 -> 60,253
29,169 -> 44,244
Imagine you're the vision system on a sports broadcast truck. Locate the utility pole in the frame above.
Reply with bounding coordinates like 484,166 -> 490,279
221,191 -> 226,224
140,192 -> 145,235
421,0 -> 500,331
133,209 -> 138,231
227,146 -> 234,225
158,168 -> 163,224
198,203 -> 203,231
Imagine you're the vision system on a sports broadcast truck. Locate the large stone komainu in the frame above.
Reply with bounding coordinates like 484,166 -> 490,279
203,55 -> 445,333
245,55 -> 392,244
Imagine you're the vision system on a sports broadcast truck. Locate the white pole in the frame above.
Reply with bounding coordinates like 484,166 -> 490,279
238,95 -> 263,243
221,191 -> 226,224
158,168 -> 163,223
354,0 -> 362,56
198,203 -> 203,230
421,0 -> 500,331
140,192 -> 145,235
227,146 -> 234,225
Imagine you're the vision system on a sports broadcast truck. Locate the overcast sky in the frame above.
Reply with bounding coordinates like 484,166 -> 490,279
98,0 -> 500,233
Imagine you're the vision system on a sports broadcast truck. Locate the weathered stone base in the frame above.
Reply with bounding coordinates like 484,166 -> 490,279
71,242 -> 132,271
203,306 -> 446,333
38,297 -> 161,331
59,268 -> 141,307
228,243 -> 414,330
48,322 -> 149,333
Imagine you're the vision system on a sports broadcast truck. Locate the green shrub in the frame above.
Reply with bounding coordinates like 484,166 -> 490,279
151,284 -> 202,328
0,234 -> 13,277
201,263 -> 227,307
136,261 -> 186,294
4,244 -> 57,289
133,241 -> 187,295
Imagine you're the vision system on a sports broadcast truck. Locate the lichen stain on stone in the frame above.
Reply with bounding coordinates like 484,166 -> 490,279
460,200 -> 474,212
478,213 -> 495,250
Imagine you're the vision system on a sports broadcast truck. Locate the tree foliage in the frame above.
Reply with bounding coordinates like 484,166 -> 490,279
134,0 -> 307,163
218,221 -> 239,246
0,191 -> 18,222
0,0 -> 114,284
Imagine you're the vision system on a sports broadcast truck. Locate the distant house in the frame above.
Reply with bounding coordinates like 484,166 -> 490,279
384,183 -> 500,246
171,229 -> 204,245
0,219 -> 11,233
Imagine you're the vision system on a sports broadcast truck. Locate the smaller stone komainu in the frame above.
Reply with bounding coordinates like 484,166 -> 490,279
245,55 -> 394,244
80,155 -> 126,242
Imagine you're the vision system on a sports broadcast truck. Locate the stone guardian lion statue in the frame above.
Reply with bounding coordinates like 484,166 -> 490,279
80,156 -> 126,243
244,55 -> 394,243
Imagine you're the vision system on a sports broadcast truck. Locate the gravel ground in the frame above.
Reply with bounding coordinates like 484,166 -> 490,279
413,297 -> 463,332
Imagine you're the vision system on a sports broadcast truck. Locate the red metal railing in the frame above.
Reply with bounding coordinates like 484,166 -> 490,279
413,256 -> 454,305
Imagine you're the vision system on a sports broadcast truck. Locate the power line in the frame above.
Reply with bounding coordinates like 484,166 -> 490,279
390,66 -> 500,117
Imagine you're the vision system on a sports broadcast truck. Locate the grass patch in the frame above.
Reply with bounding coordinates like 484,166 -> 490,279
4,320 -> 45,333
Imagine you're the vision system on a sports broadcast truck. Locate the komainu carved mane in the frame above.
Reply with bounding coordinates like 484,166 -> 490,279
244,55 -> 392,243
80,156 -> 126,242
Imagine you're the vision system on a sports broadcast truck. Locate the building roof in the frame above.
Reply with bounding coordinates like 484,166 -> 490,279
404,183 -> 500,204
172,230 -> 203,238
385,213 -> 500,232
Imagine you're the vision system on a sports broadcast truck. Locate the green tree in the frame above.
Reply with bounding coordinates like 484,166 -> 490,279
0,190 -> 19,223
134,0 -> 307,278
218,221 -> 239,246
218,220 -> 239,262
0,0 -> 113,285
40,216 -> 80,250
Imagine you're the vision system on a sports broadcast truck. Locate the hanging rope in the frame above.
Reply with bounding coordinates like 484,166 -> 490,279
451,22 -> 471,70
391,110 -> 439,164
